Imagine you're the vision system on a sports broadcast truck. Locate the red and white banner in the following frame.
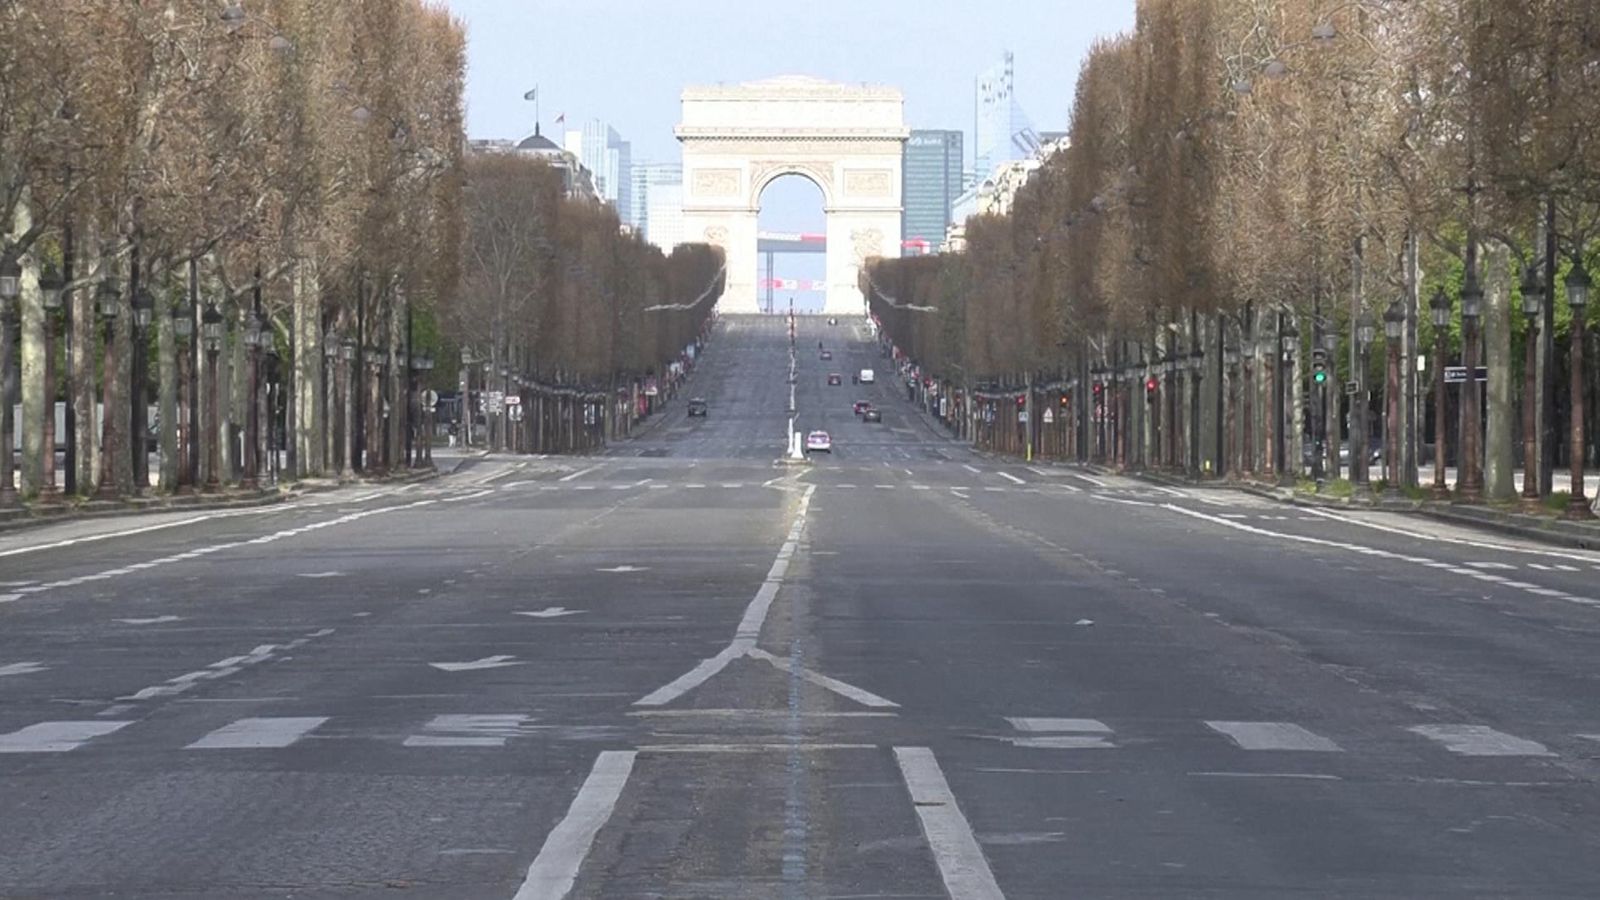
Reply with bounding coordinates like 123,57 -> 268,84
760,278 -> 826,291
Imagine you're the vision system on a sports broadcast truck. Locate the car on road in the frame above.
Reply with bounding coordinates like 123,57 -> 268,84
859,368 -> 875,384
862,408 -> 882,423
805,430 -> 832,453
686,398 -> 708,417
827,373 -> 842,386
853,400 -> 873,415
820,350 -> 833,360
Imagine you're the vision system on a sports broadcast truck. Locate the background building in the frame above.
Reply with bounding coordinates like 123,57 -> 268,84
468,130 -> 602,202
564,119 -> 633,222
633,162 -> 685,252
902,130 -> 964,254
973,51 -> 1039,183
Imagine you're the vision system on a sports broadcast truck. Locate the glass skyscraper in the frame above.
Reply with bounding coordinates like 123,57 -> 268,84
973,52 -> 1039,182
902,130 -> 964,252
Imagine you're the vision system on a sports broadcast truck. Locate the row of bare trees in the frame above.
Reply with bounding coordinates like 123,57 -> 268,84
452,151 -> 723,454
869,0 -> 1600,510
1,1 -> 467,504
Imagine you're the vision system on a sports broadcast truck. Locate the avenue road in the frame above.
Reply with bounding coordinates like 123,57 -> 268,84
3,315 -> 1600,898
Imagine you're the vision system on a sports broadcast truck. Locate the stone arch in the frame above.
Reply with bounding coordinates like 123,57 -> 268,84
749,163 -> 836,212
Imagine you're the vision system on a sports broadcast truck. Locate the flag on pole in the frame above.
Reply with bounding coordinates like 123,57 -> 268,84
555,113 -> 565,125
523,88 -> 538,101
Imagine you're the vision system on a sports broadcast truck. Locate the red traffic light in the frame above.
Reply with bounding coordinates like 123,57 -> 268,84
1015,395 -> 1026,409
1145,376 -> 1159,393
1059,394 -> 1070,408
1092,382 -> 1104,396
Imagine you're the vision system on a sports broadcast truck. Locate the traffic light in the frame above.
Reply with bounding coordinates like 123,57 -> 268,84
1311,348 -> 1329,386
1145,375 -> 1159,400
1092,381 -> 1104,399
1059,393 -> 1070,409
1015,394 -> 1026,410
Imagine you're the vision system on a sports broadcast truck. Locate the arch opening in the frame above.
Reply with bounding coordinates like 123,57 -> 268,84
755,173 -> 828,315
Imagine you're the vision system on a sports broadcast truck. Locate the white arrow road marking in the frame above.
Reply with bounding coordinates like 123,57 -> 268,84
115,615 -> 185,625
430,655 -> 525,672
516,607 -> 584,619
0,662 -> 49,677
595,565 -> 649,573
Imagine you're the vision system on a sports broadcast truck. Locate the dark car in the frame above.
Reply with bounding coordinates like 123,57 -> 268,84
827,373 -> 842,386
687,398 -> 708,417
862,408 -> 883,423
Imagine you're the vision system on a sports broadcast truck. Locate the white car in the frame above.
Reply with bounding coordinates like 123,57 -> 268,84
859,368 -> 875,384
805,431 -> 832,453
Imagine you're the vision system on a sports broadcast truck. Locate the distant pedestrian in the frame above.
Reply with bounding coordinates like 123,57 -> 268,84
448,422 -> 459,448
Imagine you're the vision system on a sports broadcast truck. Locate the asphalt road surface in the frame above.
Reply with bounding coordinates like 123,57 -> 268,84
4,314 -> 1600,899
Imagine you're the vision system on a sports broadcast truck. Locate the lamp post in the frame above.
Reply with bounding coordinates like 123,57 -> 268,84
1519,266 -> 1542,506
201,302 -> 224,492
39,264 -> 65,496
1224,336 -> 1240,480
1430,287 -> 1451,496
263,343 -> 280,485
131,287 -> 153,494
1241,330 -> 1256,478
415,352 -> 435,466
1384,301 -> 1405,488
95,278 -> 122,500
323,327 -> 340,474
367,344 -> 385,474
1567,261 -> 1592,519
1353,311 -> 1376,485
172,298 -> 194,492
240,310 -> 263,490
0,258 -> 18,506
1277,318 -> 1298,486
460,348 -> 476,448
1319,324 -> 1339,481
1458,272 -> 1484,499
340,338 -> 356,478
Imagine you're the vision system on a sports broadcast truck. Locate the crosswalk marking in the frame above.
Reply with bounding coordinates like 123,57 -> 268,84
1408,724 -> 1553,757
1004,717 -> 1115,749
187,716 -> 328,750
404,714 -> 536,748
0,721 -> 131,753
1205,721 -> 1342,752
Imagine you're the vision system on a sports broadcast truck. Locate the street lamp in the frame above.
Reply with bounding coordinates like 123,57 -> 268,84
1277,319 -> 1298,485
340,337 -> 356,477
0,258 -> 18,505
1458,272 -> 1484,498
130,287 -> 154,493
1429,287 -> 1451,495
170,298 -> 194,491
1566,260 -> 1592,519
240,310 -> 264,490
93,279 -> 122,499
201,302 -> 224,492
1352,312 -> 1376,485
1520,265 -> 1542,505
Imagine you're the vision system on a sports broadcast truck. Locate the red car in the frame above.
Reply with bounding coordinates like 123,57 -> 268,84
853,400 -> 873,415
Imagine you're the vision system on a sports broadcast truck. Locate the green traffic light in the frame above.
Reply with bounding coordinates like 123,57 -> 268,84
1313,370 -> 1327,384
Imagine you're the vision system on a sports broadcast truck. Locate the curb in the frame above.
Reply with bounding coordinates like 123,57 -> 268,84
0,466 -> 440,534
1120,468 -> 1600,550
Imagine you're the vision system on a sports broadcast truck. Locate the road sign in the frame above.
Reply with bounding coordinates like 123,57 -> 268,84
1345,381 -> 1360,395
504,394 -> 522,406
1042,407 -> 1055,424
1444,366 -> 1488,384
422,389 -> 439,409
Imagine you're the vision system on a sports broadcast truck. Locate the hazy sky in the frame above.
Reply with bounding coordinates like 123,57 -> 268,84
440,0 -> 1137,305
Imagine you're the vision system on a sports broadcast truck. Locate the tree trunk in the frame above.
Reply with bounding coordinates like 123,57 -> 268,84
294,260 -> 323,477
16,200 -> 47,497
1484,243 -> 1515,500
158,285 -> 178,490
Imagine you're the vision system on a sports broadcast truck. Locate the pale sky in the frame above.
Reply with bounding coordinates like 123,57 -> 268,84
440,0 -> 1137,307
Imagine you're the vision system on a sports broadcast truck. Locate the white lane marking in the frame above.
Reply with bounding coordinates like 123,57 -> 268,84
628,709 -> 897,720
1204,721 -> 1342,752
639,742 -> 876,753
0,721 -> 131,753
912,485 -> 932,491
115,615 -> 185,625
1467,562 -> 1517,571
596,565 -> 649,573
982,487 -> 1006,493
516,607 -> 584,618
513,750 -> 637,900
1094,495 -> 1155,508
430,654 -> 524,672
748,648 -> 900,708
296,571 -> 345,579
1026,466 -> 1053,477
962,464 -> 982,474
1161,505 -> 1600,609
0,511 -> 271,559
573,486 -> 597,492
1408,724 -> 1554,757
1297,507 -> 1600,564
1009,735 -> 1116,749
442,488 -> 496,502
1188,771 -> 1342,781
558,465 -> 602,483
996,471 -> 1026,485
119,632 -> 329,703
11,498 -> 441,603
874,484 -> 895,490
0,662 -> 49,677
894,747 -> 1005,900
1069,471 -> 1108,487
405,714 -> 537,748
187,716 -> 328,749
1006,717 -> 1111,734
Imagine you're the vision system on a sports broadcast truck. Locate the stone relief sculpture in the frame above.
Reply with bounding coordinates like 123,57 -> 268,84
692,169 -> 741,197
851,227 -> 884,265
703,226 -> 729,247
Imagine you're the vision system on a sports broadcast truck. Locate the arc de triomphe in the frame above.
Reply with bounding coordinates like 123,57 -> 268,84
678,76 -> 908,315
